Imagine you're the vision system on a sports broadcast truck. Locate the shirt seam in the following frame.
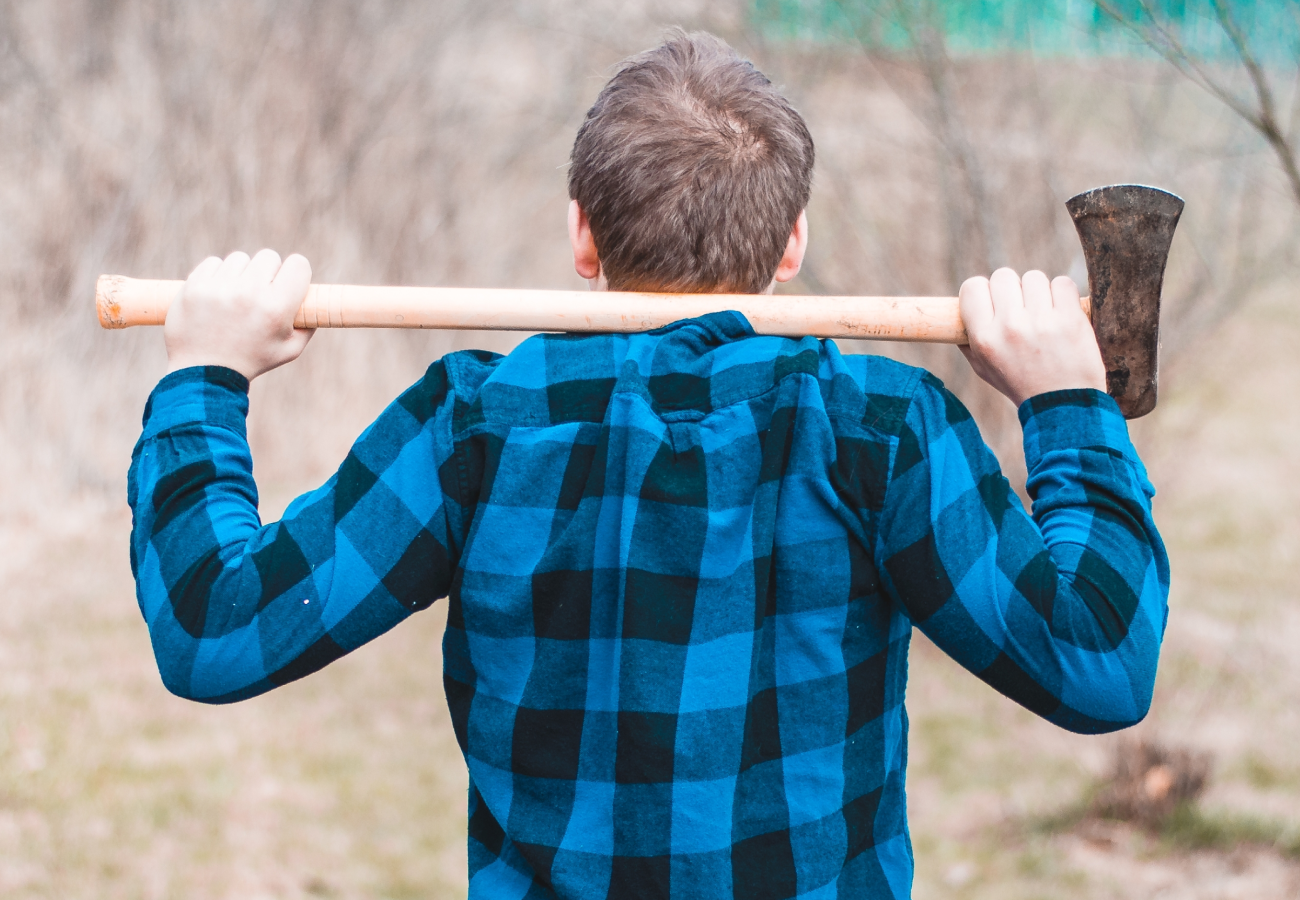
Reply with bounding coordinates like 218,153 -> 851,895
870,368 -> 926,586
446,355 -> 473,556
466,372 -> 914,433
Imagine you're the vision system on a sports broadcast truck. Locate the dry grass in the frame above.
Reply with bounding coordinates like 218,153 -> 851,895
0,509 -> 469,899
3,1 -> 1300,897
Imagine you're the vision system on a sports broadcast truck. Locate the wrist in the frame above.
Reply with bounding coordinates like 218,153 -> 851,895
155,364 -> 251,393
143,365 -> 251,440
1018,388 -> 1146,496
1017,387 -> 1113,425
165,353 -> 256,381
1008,373 -> 1107,409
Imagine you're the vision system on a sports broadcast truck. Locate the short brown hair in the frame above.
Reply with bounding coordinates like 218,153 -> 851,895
568,31 -> 814,294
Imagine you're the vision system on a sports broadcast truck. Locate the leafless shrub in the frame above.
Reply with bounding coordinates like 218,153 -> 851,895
1096,0 -> 1300,208
0,1 -> 1293,522
0,0 -> 731,515
747,16 -> 1300,470
1092,739 -> 1213,826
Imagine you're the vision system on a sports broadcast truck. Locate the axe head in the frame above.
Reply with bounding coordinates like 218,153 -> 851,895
1067,184 -> 1184,419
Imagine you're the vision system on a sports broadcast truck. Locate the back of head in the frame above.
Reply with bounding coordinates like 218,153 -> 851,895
568,31 -> 815,295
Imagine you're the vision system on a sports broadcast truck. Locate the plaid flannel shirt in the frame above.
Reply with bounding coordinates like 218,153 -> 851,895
129,311 -> 1169,900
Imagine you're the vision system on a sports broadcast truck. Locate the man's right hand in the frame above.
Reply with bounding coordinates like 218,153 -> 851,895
164,250 -> 315,381
959,267 -> 1106,408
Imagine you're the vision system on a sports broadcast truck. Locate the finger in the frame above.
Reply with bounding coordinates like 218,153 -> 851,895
242,248 -> 283,286
187,256 -> 222,282
215,251 -> 251,280
269,253 -> 312,316
988,267 -> 1023,318
959,275 -> 993,343
1050,275 -> 1084,315
1021,270 -> 1052,314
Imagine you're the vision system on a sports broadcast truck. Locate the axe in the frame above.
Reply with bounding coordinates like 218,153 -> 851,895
96,183 -> 1182,418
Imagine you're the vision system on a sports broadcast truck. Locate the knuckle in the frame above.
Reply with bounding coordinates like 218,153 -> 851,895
967,330 -> 998,355
1002,321 -> 1031,345
258,306 -> 286,330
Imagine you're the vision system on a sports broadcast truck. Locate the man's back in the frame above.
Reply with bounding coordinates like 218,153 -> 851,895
446,311 -> 916,898
131,311 -> 1167,899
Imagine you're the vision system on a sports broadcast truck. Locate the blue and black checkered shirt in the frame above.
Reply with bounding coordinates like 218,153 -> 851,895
129,311 -> 1168,899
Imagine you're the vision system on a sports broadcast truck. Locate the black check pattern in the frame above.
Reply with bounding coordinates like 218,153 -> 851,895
129,312 -> 1169,898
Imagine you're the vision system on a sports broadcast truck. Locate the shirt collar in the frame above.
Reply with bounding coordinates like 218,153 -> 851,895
646,310 -> 757,344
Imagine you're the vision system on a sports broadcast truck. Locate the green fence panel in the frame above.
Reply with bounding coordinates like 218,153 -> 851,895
751,0 -> 1299,61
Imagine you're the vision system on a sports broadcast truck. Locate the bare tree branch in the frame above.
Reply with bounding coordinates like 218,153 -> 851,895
893,0 -> 1008,274
1095,0 -> 1300,207
821,0 -> 1008,282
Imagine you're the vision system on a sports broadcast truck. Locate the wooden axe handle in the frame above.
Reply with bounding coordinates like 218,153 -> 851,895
95,274 -> 1091,345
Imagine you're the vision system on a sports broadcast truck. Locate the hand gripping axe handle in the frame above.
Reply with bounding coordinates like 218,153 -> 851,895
96,183 -> 1182,418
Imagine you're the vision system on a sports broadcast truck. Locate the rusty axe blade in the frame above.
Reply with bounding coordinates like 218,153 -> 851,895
1067,184 -> 1184,419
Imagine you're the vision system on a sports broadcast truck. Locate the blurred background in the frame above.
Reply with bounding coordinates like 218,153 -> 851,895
2,0 -> 1299,896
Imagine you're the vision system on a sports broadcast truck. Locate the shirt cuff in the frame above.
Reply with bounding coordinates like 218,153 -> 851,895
140,365 -> 251,440
1017,388 -> 1139,469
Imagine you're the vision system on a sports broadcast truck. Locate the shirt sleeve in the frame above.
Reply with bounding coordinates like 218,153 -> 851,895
127,362 -> 468,703
874,376 -> 1170,734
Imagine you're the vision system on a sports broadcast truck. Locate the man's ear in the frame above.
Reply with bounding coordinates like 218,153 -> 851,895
773,211 -> 809,284
568,200 -> 602,282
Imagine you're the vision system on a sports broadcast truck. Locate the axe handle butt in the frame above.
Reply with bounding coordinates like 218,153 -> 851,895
96,275 -> 1092,345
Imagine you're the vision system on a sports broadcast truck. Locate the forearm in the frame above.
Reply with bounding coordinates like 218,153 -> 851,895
129,365 -> 454,703
1012,389 -> 1168,730
880,383 -> 1168,733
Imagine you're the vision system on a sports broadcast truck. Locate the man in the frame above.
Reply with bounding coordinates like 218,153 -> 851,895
130,31 -> 1168,899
